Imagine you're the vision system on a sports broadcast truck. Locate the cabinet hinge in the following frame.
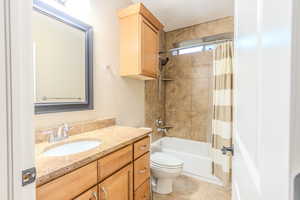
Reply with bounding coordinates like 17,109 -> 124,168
22,167 -> 36,186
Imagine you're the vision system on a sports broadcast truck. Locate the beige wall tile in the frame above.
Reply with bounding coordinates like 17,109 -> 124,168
164,17 -> 233,142
165,79 -> 192,112
145,17 -> 233,143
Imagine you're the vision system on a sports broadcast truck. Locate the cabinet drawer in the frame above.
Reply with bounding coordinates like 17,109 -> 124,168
134,152 -> 150,190
134,136 -> 150,159
37,161 -> 98,200
74,186 -> 98,200
134,179 -> 150,200
98,145 -> 133,181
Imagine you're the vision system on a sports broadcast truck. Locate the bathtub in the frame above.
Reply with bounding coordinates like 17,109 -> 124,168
151,137 -> 222,185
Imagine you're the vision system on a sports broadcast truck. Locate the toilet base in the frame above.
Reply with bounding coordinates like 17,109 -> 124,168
153,178 -> 173,194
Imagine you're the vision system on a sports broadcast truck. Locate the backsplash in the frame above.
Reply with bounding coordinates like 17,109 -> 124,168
35,118 -> 116,143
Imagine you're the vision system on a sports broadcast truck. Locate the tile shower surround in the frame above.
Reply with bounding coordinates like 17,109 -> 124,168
145,17 -> 234,142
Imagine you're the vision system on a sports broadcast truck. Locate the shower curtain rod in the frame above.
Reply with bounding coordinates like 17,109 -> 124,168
160,38 -> 233,54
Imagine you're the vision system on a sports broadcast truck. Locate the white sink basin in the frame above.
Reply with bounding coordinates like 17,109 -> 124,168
43,140 -> 101,157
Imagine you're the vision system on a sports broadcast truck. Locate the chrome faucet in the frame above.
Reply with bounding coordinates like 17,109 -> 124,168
155,119 -> 173,135
57,123 -> 70,140
157,127 -> 168,134
155,119 -> 164,127
43,123 -> 70,143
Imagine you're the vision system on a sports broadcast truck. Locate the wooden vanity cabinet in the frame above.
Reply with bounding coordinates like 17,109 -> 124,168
36,136 -> 151,200
118,3 -> 164,80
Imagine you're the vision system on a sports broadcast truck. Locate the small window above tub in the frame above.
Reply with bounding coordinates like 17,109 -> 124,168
170,33 -> 233,56
172,44 -> 216,56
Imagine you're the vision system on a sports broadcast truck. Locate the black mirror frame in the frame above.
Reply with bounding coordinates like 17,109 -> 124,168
33,0 -> 93,114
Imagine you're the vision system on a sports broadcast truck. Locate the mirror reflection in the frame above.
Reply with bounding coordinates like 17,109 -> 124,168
32,0 -> 93,114
33,10 -> 86,103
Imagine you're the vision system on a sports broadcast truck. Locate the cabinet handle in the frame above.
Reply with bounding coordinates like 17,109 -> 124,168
139,168 -> 147,174
139,145 -> 147,150
89,191 -> 98,200
101,187 -> 108,200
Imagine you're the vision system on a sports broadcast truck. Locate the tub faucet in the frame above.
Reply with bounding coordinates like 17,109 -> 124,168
157,127 -> 168,134
155,119 -> 164,127
155,119 -> 172,135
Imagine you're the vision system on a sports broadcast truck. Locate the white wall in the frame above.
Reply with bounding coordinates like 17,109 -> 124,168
34,0 -> 145,129
291,0 -> 300,199
234,0 -> 294,199
0,1 -> 9,199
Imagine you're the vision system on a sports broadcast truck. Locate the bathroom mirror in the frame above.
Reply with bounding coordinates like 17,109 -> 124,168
33,0 -> 93,114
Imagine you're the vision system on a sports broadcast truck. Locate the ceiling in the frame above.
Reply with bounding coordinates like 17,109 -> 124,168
132,0 -> 234,32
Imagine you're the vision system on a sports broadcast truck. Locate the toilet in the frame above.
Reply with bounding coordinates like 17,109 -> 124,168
151,152 -> 184,194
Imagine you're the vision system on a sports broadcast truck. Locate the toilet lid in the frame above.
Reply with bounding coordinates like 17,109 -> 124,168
151,152 -> 184,168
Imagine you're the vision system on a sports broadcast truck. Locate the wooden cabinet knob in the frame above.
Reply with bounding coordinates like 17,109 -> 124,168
139,145 -> 147,150
139,168 -> 147,174
89,191 -> 98,200
101,187 -> 108,200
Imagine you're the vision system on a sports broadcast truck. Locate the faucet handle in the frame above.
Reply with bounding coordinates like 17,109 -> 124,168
42,130 -> 55,143
63,123 -> 69,132
155,119 -> 164,127
62,123 -> 70,138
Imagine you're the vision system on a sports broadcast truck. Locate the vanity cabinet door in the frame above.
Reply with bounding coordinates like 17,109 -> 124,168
74,186 -> 98,200
99,164 -> 133,200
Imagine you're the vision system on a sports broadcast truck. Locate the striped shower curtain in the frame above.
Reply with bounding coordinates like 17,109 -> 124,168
211,41 -> 233,188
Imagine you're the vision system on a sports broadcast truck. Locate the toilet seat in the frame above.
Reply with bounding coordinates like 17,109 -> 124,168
150,152 -> 184,194
151,152 -> 183,169
151,163 -> 182,170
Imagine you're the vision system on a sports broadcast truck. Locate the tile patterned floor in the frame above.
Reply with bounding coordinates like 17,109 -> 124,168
153,175 -> 231,200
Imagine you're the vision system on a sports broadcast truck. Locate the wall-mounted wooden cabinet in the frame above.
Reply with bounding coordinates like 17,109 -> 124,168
118,3 -> 164,80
